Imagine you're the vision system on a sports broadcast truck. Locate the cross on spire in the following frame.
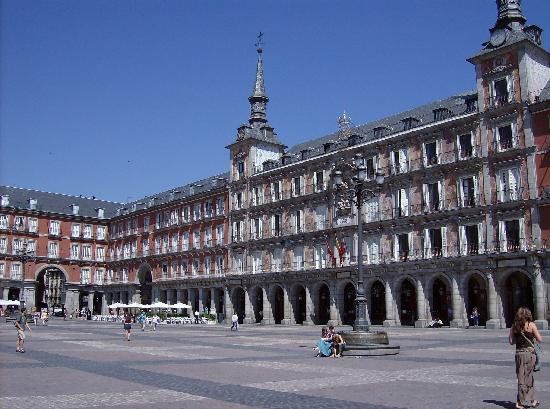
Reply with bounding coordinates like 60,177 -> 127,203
255,32 -> 264,50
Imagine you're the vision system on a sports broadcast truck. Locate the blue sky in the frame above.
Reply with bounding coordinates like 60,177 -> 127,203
1,0 -> 549,203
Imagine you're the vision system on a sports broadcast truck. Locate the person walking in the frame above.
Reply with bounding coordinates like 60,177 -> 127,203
231,313 -> 238,331
15,308 -> 32,353
194,310 -> 200,324
41,309 -> 48,326
509,307 -> 543,409
123,312 -> 132,341
470,307 -> 480,327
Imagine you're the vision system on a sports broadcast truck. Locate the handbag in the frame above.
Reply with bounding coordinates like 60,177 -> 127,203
520,331 -> 542,372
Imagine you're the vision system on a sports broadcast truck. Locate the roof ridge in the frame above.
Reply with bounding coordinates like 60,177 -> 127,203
0,185 -> 123,205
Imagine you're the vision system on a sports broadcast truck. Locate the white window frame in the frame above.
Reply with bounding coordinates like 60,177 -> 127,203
498,167 -> 520,202
49,220 -> 60,236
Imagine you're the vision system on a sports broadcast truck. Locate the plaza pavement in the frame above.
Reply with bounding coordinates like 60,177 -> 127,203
0,319 -> 548,409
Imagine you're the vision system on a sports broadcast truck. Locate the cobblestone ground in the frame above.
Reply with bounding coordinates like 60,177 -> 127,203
0,319 -> 548,409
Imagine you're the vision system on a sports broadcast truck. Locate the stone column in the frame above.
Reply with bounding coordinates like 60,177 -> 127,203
65,289 -> 80,314
304,284 -> 314,325
415,279 -> 427,328
329,282 -> 339,324
451,277 -> 465,328
244,288 -> 253,324
383,280 -> 395,327
223,287 -> 232,324
485,272 -> 500,329
23,283 -> 35,312
262,287 -> 272,325
88,291 -> 95,313
166,289 -> 173,305
2,288 -> 9,300
210,288 -> 217,317
189,288 -> 197,313
281,286 -> 291,325
534,263 -> 549,329
101,293 -> 108,315
198,288 -> 204,314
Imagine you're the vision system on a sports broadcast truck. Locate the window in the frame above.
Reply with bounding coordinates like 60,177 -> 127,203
192,259 -> 199,275
162,234 -> 169,253
424,227 -> 447,258
216,198 -> 225,216
193,203 -> 202,220
458,176 -> 478,207
117,223 -> 123,237
205,226 -> 212,247
170,209 -> 179,225
0,263 -> 4,278
204,256 -> 211,275
12,238 -> 23,255
292,209 -> 304,233
171,233 -> 179,252
292,176 -> 304,197
48,242 -> 58,258
122,268 -> 129,283
314,245 -> 327,269
162,263 -> 169,279
182,259 -> 189,275
11,263 -> 22,280
143,216 -> 150,232
234,192 -> 243,210
364,196 -> 379,223
394,188 -> 410,217
271,181 -> 282,202
251,252 -> 262,273
204,201 -> 212,218
393,233 -> 411,261
26,240 -> 36,254
314,170 -> 326,192
97,226 -> 106,240
172,261 -> 178,277
457,132 -> 475,159
237,161 -> 245,178
235,253 -> 244,273
216,224 -> 224,245
495,123 -> 517,151
71,244 -> 80,260
250,217 -> 262,240
95,269 -> 104,285
498,168 -> 520,202
423,182 -> 442,212
0,237 -> 6,253
365,156 -> 378,180
272,248 -> 282,272
83,224 -> 92,239
315,206 -> 327,230
131,241 -> 137,258
0,215 -> 8,229
123,243 -> 130,259
182,231 -> 189,251
491,76 -> 513,107
459,223 -> 483,255
182,207 -> 190,223
49,220 -> 60,236
142,239 -> 149,256
423,141 -> 439,166
28,218 -> 38,233
155,236 -> 161,254
293,246 -> 304,270
80,268 -> 91,284
252,186 -> 263,206
71,224 -> 81,238
499,218 -> 525,252
193,229 -> 200,249
391,148 -> 408,174
216,256 -> 224,274
155,213 -> 162,229
271,214 -> 282,237
366,236 -> 380,264
125,221 -> 131,235
232,221 -> 244,242
96,246 -> 104,261
14,216 -> 25,230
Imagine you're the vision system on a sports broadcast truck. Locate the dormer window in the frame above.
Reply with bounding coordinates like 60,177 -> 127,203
71,204 -> 79,215
465,97 -> 477,113
402,117 -> 420,131
491,76 -> 513,107
433,108 -> 452,122
237,161 -> 245,178
300,149 -> 310,160
1,195 -> 8,206
373,126 -> 390,139
348,134 -> 360,146
29,198 -> 37,210
323,142 -> 334,153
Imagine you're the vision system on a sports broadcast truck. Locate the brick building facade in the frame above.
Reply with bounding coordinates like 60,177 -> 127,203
1,1 -> 550,328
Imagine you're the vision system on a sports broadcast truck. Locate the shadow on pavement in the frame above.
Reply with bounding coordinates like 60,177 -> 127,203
483,399 -> 516,409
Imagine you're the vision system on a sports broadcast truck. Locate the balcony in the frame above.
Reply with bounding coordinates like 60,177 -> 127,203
490,93 -> 513,108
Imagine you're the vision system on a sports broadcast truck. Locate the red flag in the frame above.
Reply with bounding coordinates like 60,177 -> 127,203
326,240 -> 336,267
338,237 -> 346,258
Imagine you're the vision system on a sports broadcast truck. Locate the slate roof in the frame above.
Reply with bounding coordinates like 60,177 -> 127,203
0,186 -> 121,219
116,172 -> 229,217
285,90 -> 478,161
538,82 -> 550,102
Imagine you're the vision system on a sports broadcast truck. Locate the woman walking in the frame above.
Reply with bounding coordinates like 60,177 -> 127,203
123,312 -> 132,342
509,307 -> 542,409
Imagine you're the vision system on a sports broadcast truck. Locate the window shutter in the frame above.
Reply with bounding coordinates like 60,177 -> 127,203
313,172 -> 317,191
498,170 -> 506,202
422,184 -> 428,211
408,232 -> 414,257
399,148 -> 408,172
441,226 -> 448,257
511,121 -> 518,148
459,226 -> 467,255
435,140 -> 440,164
456,134 -> 461,159
401,188 -> 409,216
457,179 -> 464,207
509,168 -> 519,200
499,220 -> 507,252
519,217 -> 526,250
437,180 -> 444,210
372,238 -> 379,264
300,176 -> 305,195
393,235 -> 399,261
424,229 -> 430,258
477,223 -> 484,253
390,151 -> 396,174
422,143 -> 427,167
473,175 -> 479,205
506,74 -> 513,102
470,131 -> 476,157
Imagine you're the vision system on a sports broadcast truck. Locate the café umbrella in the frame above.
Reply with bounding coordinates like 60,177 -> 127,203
170,302 -> 191,309
107,302 -> 128,309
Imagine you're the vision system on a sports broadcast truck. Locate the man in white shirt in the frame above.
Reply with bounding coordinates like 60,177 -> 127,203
231,313 -> 238,331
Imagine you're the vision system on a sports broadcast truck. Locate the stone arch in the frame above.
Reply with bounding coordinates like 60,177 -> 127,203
136,263 -> 153,305
369,279 -> 386,326
231,286 -> 246,324
395,276 -> 417,326
461,271 -> 488,326
249,285 -> 265,323
289,283 -> 307,324
137,263 -> 153,284
500,270 -> 534,327
269,284 -> 285,325
341,281 -> 356,326
35,266 -> 67,311
34,264 -> 69,282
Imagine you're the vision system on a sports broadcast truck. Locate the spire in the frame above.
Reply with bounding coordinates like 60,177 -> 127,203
495,0 -> 526,30
248,32 -> 269,126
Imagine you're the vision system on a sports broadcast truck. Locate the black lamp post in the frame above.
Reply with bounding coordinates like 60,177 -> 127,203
16,240 -> 34,309
332,152 -> 384,332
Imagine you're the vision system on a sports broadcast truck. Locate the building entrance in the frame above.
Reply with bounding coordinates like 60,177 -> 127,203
342,283 -> 356,325
35,268 -> 65,311
370,281 -> 386,325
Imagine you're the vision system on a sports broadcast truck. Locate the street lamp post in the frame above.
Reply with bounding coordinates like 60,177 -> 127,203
332,152 -> 400,356
16,240 -> 34,309
333,152 -> 384,332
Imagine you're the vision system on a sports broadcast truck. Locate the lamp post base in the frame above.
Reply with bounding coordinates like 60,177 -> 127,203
339,330 -> 400,356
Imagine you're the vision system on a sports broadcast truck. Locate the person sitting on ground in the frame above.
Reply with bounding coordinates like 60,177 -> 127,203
428,317 -> 443,328
331,333 -> 345,358
314,326 -> 333,357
